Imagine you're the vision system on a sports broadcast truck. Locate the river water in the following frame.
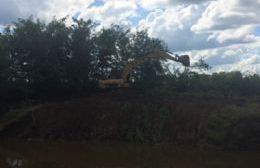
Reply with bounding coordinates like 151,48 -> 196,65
0,142 -> 259,168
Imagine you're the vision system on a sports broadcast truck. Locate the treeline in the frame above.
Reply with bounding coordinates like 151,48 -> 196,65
0,17 -> 167,104
149,71 -> 260,97
1,17 -> 260,108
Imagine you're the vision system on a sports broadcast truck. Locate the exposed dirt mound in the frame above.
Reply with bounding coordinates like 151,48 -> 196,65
1,90 -> 259,150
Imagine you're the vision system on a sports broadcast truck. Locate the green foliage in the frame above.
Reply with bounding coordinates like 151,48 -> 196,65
207,103 -> 260,149
128,30 -> 167,81
0,105 -> 41,132
0,33 -> 10,88
92,25 -> 131,79
192,58 -> 212,71
3,17 -> 260,103
0,17 -> 168,101
158,71 -> 260,97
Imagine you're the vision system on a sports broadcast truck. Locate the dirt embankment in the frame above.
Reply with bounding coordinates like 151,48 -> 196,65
1,91 -> 260,150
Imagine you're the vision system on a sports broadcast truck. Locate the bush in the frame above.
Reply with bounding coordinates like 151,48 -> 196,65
206,103 -> 260,149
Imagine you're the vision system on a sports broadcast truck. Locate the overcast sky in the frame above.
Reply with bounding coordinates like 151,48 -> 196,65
1,0 -> 260,74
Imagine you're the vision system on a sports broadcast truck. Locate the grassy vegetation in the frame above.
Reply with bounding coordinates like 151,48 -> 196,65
1,92 -> 259,150
0,105 -> 41,132
207,103 -> 260,150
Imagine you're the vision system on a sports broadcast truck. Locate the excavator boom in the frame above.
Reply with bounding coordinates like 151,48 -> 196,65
98,48 -> 190,89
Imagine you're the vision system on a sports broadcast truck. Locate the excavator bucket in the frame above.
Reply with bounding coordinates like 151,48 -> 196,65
178,55 -> 190,67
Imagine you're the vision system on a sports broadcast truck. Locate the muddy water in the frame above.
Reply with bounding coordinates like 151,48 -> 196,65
0,142 -> 259,168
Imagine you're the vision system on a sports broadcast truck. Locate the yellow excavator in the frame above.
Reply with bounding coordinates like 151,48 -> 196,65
98,48 -> 190,89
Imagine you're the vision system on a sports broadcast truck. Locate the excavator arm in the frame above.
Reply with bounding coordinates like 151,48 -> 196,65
120,49 -> 190,82
98,48 -> 190,88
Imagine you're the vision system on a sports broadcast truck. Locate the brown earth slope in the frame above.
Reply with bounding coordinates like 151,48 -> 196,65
1,91 -> 259,149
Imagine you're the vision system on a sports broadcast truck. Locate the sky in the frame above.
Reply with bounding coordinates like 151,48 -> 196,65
0,0 -> 260,74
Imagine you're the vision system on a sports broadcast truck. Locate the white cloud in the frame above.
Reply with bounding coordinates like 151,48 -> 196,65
138,5 -> 210,51
229,56 -> 260,74
0,0 -> 94,24
207,25 -> 259,44
138,0 -> 214,10
188,42 -> 260,74
189,46 -> 241,66
191,0 -> 260,32
137,0 -> 260,55
38,0 -> 94,22
79,0 -> 137,26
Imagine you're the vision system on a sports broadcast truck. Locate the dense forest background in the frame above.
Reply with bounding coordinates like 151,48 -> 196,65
0,18 -> 166,101
1,17 -> 260,108
0,17 -> 168,108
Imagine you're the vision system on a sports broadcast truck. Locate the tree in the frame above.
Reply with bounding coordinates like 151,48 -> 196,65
128,30 -> 167,88
192,58 -> 211,72
92,25 -> 131,79
2,18 -> 48,99
0,33 -> 9,83
66,18 -> 96,94
5,17 -> 71,98
41,18 -> 71,96
0,32 -> 11,102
